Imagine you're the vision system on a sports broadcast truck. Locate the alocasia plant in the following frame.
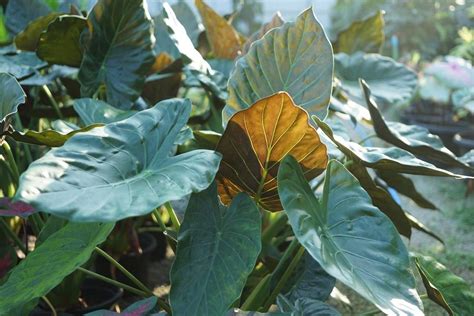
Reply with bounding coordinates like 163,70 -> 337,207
0,1 -> 472,315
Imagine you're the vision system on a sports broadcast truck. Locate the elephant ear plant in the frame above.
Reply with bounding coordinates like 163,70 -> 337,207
0,0 -> 474,315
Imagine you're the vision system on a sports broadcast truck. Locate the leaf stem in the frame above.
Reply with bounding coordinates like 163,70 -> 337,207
263,245 -> 305,309
261,212 -> 287,244
41,296 -> 57,316
1,141 -> 19,185
0,217 -> 26,253
77,267 -> 148,297
94,247 -> 153,295
41,85 -> 63,119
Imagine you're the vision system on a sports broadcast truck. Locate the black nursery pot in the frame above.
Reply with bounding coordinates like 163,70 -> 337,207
454,130 -> 474,155
31,278 -> 123,316
95,232 -> 157,288
402,110 -> 470,154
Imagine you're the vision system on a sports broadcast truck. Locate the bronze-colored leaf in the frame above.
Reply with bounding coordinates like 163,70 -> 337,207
14,13 -> 62,51
216,92 -> 328,211
149,53 -> 174,74
195,0 -> 241,59
242,12 -> 284,55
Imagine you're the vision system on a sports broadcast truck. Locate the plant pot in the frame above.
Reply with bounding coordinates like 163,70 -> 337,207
401,109 -> 470,154
454,130 -> 474,155
95,232 -> 157,288
30,278 -> 123,316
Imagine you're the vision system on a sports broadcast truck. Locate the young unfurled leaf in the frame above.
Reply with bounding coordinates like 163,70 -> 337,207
278,157 -> 423,315
242,12 -> 285,55
216,92 -> 328,211
0,222 -> 114,315
362,81 -> 473,172
195,0 -> 241,59
333,11 -> 384,54
334,52 -> 417,105
414,253 -> 474,315
15,99 -> 221,222
225,8 -> 333,122
14,13 -> 62,51
37,15 -> 87,67
170,183 -> 261,316
0,73 -> 25,133
0,197 -> 35,217
78,0 -> 155,109
313,115 -> 472,179
7,124 -> 102,147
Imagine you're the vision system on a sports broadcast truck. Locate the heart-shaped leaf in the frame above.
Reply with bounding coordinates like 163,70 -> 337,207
0,52 -> 46,81
169,182 -> 261,316
0,73 -> 25,133
334,52 -> 417,105
37,15 -> 87,67
0,197 -> 35,217
86,296 -> 158,316
195,0 -> 241,59
414,253 -> 474,315
0,222 -> 114,314
78,0 -> 155,109
216,92 -> 328,211
313,115 -> 472,178
333,11 -> 384,54
278,157 -> 423,315
14,13 -> 62,51
225,8 -> 333,122
5,0 -> 51,35
242,12 -> 285,55
15,99 -> 221,222
362,81 -> 473,172
73,98 -> 137,125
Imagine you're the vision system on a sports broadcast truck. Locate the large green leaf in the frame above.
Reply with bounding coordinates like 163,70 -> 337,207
5,0 -> 51,35
414,253 -> 474,315
345,161 -> 411,238
171,1 -> 202,46
242,12 -> 285,55
37,15 -> 87,67
169,182 -> 261,316
313,115 -> 472,178
362,81 -> 473,172
78,0 -> 155,109
278,296 -> 340,316
334,52 -> 417,105
0,222 -> 114,314
0,73 -> 25,133
155,3 -> 210,73
278,157 -> 423,315
73,98 -> 137,125
0,51 -> 46,81
15,99 -> 221,222
333,11 -> 384,54
224,8 -> 333,122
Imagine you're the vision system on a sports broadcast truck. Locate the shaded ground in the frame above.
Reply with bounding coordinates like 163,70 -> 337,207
143,176 -> 474,315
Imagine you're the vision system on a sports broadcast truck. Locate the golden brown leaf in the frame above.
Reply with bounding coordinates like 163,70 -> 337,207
216,92 -> 328,211
149,53 -> 174,74
195,0 -> 241,59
